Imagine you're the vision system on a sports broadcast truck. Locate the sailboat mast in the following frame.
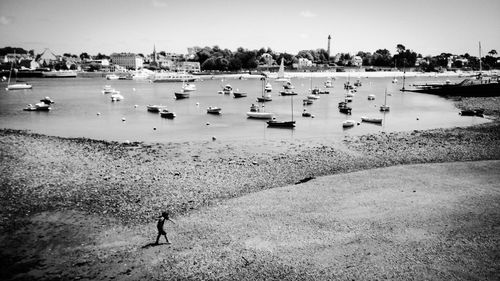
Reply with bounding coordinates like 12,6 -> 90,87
7,51 -> 15,85
291,95 -> 294,122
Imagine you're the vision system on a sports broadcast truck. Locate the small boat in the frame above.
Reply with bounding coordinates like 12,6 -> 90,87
147,105 -> 168,112
174,91 -> 190,99
106,74 -> 119,80
246,104 -> 274,119
182,82 -> 197,92
5,51 -> 33,91
392,77 -> 398,83
207,106 -> 222,114
152,71 -> 196,82
264,82 -> 272,92
324,78 -> 334,88
460,109 -> 484,117
267,120 -> 296,128
280,90 -> 298,96
275,58 -> 289,82
222,84 -> 233,95
23,102 -> 50,111
159,109 -> 176,119
40,96 -> 55,105
110,93 -> 124,101
233,91 -> 247,98
379,88 -> 390,112
342,119 -> 356,128
102,85 -> 119,94
302,109 -> 312,117
361,116 -> 383,124
354,80 -> 362,87
338,101 -> 352,115
367,94 -> 376,100
283,80 -> 295,90
303,98 -> 313,105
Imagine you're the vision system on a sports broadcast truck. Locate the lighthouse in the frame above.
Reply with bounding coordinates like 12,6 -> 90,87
327,35 -> 331,60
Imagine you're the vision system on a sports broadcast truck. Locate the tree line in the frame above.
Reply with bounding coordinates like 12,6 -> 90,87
1,44 -> 498,72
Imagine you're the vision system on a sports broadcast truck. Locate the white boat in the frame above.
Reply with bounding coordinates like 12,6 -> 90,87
324,78 -> 335,88
207,106 -> 222,114
152,71 -> 196,82
283,80 -> 294,89
110,93 -> 124,101
42,70 -> 77,78
264,82 -> 272,92
159,109 -> 176,119
380,88 -> 390,111
106,74 -> 119,80
303,98 -> 313,105
102,85 -> 120,94
182,82 -> 197,92
147,105 -> 168,112
5,52 -> 32,91
246,104 -> 274,119
23,102 -> 50,111
131,69 -> 154,80
392,77 -> 398,83
221,84 -> 233,95
275,58 -> 289,82
361,116 -> 383,124
342,119 -> 356,128
367,94 -> 376,100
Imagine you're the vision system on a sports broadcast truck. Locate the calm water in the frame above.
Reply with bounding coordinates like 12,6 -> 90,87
0,75 -> 488,143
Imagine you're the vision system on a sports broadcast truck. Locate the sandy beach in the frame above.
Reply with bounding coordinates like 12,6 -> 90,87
1,93 -> 500,280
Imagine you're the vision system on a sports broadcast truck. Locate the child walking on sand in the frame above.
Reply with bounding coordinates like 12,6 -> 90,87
155,211 -> 175,245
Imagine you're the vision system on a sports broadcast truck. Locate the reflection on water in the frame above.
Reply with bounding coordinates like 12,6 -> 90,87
0,76 -> 489,143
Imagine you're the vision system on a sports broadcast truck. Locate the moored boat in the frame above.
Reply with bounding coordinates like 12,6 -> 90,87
342,119 -> 356,128
147,105 -> 168,112
361,116 -> 383,124
42,70 -> 77,78
174,91 -> 190,99
110,93 -> 124,101
207,106 -> 222,114
152,71 -> 196,83
23,102 -> 50,111
159,109 -> 176,118
233,91 -> 247,98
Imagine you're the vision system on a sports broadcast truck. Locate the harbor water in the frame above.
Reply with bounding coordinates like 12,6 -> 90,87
0,75 -> 489,143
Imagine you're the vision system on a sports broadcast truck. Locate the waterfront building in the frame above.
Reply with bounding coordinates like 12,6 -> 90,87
110,52 -> 144,70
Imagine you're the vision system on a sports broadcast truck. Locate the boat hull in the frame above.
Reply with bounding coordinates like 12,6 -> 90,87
267,120 -> 295,128
246,112 -> 274,119
7,84 -> 32,90
403,79 -> 500,97
174,92 -> 190,99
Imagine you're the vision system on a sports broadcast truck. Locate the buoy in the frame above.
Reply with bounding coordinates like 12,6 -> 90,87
122,117 -> 126,121
196,102 -> 200,106
153,127 -> 156,130
206,122 -> 210,125
416,117 -> 419,120
311,115 -> 315,118
132,88 -> 136,91
97,112 -> 101,115
134,105 -> 138,108
212,136 -> 216,141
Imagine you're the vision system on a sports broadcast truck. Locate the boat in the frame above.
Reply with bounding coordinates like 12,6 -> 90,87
102,85 -> 119,94
264,82 -> 272,92
246,103 -> 274,119
174,91 -> 190,99
392,77 -> 398,83
324,78 -> 334,88
267,95 -> 295,128
275,58 -> 289,82
152,71 -> 196,82
233,90 -> 247,98
361,116 -> 383,124
257,78 -> 272,102
221,84 -> 233,95
5,52 -> 32,91
280,90 -> 298,96
42,70 -> 77,78
283,80 -> 295,90
402,78 -> 500,97
23,102 -> 51,111
106,74 -> 119,80
459,109 -> 484,117
342,119 -> 356,128
182,82 -> 197,92
207,106 -> 222,114
367,94 -> 376,100
338,101 -> 352,114
147,105 -> 168,112
40,96 -> 55,105
307,87 -> 321,100
131,69 -> 154,80
303,98 -> 313,105
379,88 -> 390,111
159,109 -> 176,119
302,109 -> 312,117
111,93 -> 124,101
354,80 -> 362,87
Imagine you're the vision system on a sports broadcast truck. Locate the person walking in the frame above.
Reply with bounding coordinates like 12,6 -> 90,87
155,211 -> 175,245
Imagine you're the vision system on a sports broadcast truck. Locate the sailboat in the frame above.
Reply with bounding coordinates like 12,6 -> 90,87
379,88 -> 390,111
275,58 -> 289,82
5,51 -> 32,91
267,95 -> 296,128
257,77 -> 272,102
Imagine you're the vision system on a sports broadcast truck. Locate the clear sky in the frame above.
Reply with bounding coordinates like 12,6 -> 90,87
1,0 -> 499,57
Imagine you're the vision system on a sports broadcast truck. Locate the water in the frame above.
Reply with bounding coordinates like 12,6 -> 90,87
0,75 -> 488,143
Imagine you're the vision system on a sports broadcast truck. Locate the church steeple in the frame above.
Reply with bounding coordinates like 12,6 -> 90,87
153,44 -> 157,63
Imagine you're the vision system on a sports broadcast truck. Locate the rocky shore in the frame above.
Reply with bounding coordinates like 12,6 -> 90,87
1,97 -> 500,280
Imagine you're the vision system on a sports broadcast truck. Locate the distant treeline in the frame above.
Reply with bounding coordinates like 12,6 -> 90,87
1,44 -> 498,72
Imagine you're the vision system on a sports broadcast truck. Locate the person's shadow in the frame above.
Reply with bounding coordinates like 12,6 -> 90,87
141,242 -> 162,249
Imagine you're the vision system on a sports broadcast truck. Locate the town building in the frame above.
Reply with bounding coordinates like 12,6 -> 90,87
110,53 -> 144,69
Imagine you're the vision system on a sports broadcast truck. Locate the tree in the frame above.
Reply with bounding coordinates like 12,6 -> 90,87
372,49 -> 392,67
488,49 -> 497,56
80,52 -> 90,60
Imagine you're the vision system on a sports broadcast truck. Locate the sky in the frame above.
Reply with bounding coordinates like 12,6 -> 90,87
1,0 -> 499,57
